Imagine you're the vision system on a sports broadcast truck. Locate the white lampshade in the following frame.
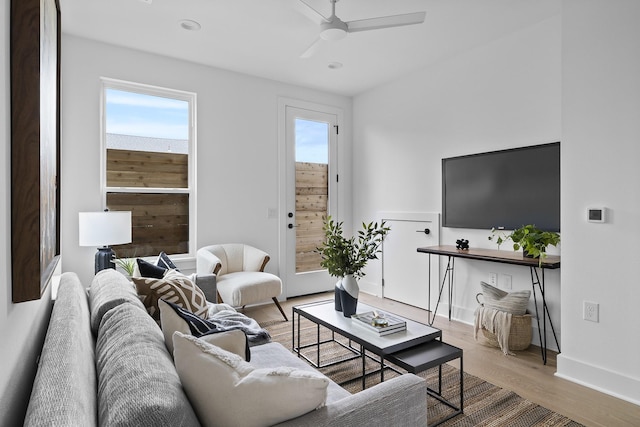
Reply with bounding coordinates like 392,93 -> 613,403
79,211 -> 132,247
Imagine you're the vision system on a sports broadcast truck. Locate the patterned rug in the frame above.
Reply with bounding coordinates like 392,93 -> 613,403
262,318 -> 584,427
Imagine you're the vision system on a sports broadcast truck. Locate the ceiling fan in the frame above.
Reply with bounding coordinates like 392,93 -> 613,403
295,0 -> 426,58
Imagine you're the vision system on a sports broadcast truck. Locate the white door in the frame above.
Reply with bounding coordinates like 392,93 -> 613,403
381,213 -> 440,310
282,104 -> 339,297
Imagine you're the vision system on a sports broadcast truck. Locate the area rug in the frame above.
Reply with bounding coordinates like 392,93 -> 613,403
262,318 -> 584,427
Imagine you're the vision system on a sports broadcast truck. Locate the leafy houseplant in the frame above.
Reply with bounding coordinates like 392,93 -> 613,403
317,216 -> 390,279
316,216 -> 390,316
489,224 -> 560,266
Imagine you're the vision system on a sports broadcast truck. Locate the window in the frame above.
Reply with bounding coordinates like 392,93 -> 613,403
101,78 -> 196,258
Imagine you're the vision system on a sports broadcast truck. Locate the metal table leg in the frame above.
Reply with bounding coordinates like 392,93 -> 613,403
530,266 -> 560,364
429,255 -> 454,326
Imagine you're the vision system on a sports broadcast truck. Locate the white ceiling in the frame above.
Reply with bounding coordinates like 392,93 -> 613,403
60,0 -> 561,96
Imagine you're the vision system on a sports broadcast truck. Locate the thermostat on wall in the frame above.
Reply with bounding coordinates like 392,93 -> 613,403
587,207 -> 607,223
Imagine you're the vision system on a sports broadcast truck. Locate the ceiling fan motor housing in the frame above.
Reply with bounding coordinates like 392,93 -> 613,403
320,19 -> 348,40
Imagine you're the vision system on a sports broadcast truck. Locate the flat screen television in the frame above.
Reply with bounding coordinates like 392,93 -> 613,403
442,142 -> 560,231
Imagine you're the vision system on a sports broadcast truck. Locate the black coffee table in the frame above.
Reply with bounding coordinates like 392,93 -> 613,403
292,300 -> 463,426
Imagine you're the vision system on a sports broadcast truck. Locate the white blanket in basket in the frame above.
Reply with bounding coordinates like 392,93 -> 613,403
473,306 -> 513,355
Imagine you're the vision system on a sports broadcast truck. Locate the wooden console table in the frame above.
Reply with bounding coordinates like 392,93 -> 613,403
417,245 -> 560,364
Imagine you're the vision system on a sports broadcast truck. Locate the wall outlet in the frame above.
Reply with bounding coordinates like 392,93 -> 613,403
500,274 -> 512,290
584,301 -> 599,322
489,273 -> 498,287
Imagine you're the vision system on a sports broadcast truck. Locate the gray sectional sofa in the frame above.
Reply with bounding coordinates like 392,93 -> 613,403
23,269 -> 427,426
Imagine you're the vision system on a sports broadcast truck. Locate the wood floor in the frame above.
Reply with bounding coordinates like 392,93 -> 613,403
245,292 -> 640,427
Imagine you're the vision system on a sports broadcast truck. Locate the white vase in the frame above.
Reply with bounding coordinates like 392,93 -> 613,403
342,274 -> 359,299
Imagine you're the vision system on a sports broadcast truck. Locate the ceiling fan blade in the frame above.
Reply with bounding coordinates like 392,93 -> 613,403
300,37 -> 324,59
294,0 -> 329,25
347,11 -> 426,33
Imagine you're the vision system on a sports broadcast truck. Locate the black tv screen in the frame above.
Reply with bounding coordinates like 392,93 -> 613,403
442,142 -> 560,231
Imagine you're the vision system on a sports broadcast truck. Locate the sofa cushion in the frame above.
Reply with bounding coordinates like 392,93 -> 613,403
159,299 -> 250,360
89,268 -> 146,336
250,342 -> 350,404
173,332 -> 329,427
133,269 -> 208,321
479,281 -> 531,315
96,302 -> 200,427
24,272 -> 97,427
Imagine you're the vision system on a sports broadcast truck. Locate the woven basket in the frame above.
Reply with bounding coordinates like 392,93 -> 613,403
482,313 -> 533,351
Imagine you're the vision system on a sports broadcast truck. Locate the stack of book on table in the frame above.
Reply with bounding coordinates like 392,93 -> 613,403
351,311 -> 407,336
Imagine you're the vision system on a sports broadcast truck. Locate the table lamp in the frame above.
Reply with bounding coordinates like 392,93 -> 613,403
79,211 -> 132,274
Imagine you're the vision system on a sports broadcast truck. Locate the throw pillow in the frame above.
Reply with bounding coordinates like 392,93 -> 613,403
133,270 -> 208,321
136,258 -> 166,279
479,281 -> 531,315
157,251 -> 179,270
173,332 -> 329,427
158,299 -> 250,361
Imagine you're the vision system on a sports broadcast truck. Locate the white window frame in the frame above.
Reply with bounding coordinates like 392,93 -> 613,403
100,77 -> 197,259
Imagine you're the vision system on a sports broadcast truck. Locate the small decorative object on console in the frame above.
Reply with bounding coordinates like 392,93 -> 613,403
456,239 -> 469,250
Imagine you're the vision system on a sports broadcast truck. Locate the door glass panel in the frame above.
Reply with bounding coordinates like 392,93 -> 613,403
295,118 -> 329,273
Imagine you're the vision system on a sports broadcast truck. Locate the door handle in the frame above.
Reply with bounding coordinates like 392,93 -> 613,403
416,228 -> 430,235
287,212 -> 298,229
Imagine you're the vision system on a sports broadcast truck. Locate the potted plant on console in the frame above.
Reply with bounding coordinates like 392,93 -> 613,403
489,224 -> 560,267
316,216 -> 390,317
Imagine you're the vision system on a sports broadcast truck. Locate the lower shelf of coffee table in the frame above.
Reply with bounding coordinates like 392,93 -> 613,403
387,340 -> 464,427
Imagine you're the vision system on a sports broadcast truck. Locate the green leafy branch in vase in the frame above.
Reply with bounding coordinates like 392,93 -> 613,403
316,216 -> 390,279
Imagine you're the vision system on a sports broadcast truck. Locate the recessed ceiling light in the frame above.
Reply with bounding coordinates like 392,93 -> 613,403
179,19 -> 201,31
138,0 -> 152,4
328,62 -> 343,70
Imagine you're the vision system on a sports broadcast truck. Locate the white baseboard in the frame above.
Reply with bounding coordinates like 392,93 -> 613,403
556,354 -> 640,406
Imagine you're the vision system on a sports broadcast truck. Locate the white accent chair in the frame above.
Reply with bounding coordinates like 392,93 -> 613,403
197,243 -> 287,321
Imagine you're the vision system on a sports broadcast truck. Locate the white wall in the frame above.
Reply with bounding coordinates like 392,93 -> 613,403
353,16 -> 562,351
557,0 -> 640,405
0,28 -> 351,425
0,2 -> 56,425
61,36 -> 352,288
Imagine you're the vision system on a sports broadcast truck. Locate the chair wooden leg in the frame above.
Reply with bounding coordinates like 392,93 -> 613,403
272,297 -> 288,321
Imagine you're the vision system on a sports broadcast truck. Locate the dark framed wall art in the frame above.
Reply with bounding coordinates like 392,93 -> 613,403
10,0 -> 61,302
